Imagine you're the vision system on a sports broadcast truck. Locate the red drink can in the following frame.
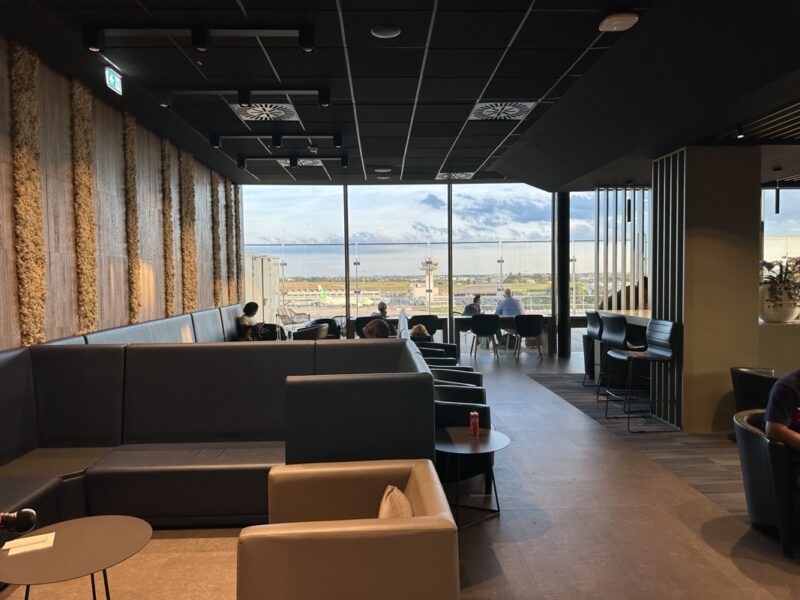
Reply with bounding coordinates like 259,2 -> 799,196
469,411 -> 480,436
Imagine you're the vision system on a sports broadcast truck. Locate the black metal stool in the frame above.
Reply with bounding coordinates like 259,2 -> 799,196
595,314 -> 630,402
584,311 -> 603,386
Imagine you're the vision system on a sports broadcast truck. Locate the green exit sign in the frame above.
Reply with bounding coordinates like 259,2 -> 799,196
105,67 -> 122,95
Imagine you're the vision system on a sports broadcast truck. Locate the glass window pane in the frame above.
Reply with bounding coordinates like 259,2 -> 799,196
242,185 -> 345,328
763,188 -> 800,261
452,183 -> 552,315
347,185 -> 450,331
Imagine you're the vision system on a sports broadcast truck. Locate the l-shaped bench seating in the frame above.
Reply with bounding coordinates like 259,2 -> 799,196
0,310 -> 434,536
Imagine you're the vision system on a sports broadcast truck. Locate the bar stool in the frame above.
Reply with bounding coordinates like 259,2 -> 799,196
584,311 -> 603,386
595,314 -> 629,402
605,319 -> 675,432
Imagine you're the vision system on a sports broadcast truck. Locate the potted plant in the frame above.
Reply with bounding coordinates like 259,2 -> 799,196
760,257 -> 800,323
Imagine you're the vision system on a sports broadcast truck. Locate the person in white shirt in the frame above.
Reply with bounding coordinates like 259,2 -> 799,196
239,302 -> 260,327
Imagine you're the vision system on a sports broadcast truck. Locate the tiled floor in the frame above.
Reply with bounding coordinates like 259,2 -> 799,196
2,345 -> 797,599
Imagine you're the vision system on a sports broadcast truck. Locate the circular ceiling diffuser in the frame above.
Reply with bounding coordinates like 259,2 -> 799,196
241,104 -> 297,121
471,102 -> 530,120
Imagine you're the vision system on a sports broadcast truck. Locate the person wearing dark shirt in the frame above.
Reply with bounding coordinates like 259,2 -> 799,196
463,295 -> 482,316
765,370 -> 800,487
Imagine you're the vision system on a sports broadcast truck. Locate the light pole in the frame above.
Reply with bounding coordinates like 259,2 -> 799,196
353,243 -> 361,317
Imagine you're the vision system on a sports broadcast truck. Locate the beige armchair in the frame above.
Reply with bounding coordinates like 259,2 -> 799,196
237,459 -> 459,600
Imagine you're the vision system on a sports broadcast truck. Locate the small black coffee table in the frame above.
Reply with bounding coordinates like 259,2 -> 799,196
0,515 -> 152,599
435,427 -> 511,528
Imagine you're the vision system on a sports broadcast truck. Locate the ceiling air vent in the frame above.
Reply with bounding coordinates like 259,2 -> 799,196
277,158 -> 323,167
435,172 -> 474,181
469,102 -> 534,121
231,103 -> 299,121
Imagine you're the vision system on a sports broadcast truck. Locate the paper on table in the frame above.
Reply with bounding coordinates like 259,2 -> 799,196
2,532 -> 55,555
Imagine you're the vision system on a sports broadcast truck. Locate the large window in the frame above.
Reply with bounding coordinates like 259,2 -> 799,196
763,188 -> 800,261
452,184 -> 552,314
570,191 -> 596,314
347,185 -> 449,319
243,186 -> 345,326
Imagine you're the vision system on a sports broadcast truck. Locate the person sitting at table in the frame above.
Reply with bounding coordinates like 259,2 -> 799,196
410,323 -> 431,341
494,289 -> 524,346
372,301 -> 389,319
362,318 -> 391,339
765,369 -> 800,488
463,294 -> 482,316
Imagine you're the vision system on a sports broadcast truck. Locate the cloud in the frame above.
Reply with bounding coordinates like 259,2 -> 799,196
420,194 -> 445,210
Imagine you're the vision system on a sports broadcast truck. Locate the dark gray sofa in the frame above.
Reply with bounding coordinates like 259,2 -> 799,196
0,335 -> 437,530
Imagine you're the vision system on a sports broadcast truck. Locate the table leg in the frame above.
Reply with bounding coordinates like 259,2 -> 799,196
491,464 -> 500,512
24,585 -> 30,600
103,569 -> 111,600
91,573 -> 97,600
455,454 -> 461,525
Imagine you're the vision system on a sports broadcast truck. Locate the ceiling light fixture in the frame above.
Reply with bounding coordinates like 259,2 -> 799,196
191,28 -> 210,52
736,125 -> 745,139
159,101 -> 169,108
377,176 -> 391,180
237,89 -> 252,107
370,25 -> 402,39
776,180 -> 781,214
237,156 -> 247,169
308,145 -> 319,155
271,135 -> 282,148
210,135 -> 220,148
598,12 -> 639,32
333,133 -> 342,149
82,27 -> 105,52
374,168 -> 392,173
299,28 -> 315,53
318,89 -> 330,108
341,155 -> 349,169
289,157 -> 299,168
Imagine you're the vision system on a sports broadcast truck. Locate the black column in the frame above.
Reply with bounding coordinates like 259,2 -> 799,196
555,191 -> 570,357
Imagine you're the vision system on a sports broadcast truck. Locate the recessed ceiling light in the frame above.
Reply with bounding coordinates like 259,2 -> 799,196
371,25 -> 402,39
82,27 -> 104,53
299,29 -> 315,53
598,12 -> 639,32
159,101 -> 169,108
191,28 -> 210,53
736,125 -> 745,139
377,176 -> 391,180
374,168 -> 392,173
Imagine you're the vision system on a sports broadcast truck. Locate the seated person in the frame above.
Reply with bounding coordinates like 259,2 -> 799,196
372,301 -> 389,319
362,318 -> 391,339
410,324 -> 431,341
765,369 -> 800,488
494,288 -> 524,345
463,294 -> 482,316
240,302 -> 259,327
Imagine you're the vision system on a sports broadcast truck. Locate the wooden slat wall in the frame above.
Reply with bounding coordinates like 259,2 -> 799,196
39,63 -> 79,341
0,36 -> 235,348
93,99 -> 128,331
0,38 -> 21,349
194,160 -> 214,310
651,149 -> 685,427
136,124 -> 165,322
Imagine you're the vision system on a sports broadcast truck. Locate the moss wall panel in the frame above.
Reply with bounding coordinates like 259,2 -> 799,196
167,142 -> 182,315
38,63 -> 78,341
194,160 -> 214,310
93,100 -> 127,330
217,176 -> 228,306
0,38 -> 20,349
136,124 -> 165,321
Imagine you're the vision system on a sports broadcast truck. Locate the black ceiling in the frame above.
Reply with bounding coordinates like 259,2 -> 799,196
2,0 -> 652,186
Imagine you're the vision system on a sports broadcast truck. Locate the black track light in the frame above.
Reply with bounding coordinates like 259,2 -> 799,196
776,180 -> 781,214
318,88 -> 330,108
237,156 -> 247,169
210,135 -> 221,149
271,135 -> 282,149
341,155 -> 349,169
299,28 -> 315,53
333,133 -> 342,149
237,89 -> 252,107
289,157 -> 298,168
736,125 -> 744,139
191,28 -> 210,53
83,27 -> 105,53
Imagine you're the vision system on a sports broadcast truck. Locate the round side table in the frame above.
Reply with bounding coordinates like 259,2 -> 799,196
435,426 -> 511,528
0,515 -> 152,599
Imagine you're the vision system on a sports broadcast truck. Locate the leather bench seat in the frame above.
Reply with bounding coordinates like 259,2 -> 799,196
86,442 -> 285,527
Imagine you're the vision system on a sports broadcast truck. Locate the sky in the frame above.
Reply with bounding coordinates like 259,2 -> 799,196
243,183 -> 597,277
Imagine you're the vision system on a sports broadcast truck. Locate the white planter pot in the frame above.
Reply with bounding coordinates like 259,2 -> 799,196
760,285 -> 800,323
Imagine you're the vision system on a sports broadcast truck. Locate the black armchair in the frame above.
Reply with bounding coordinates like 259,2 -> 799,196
415,341 -> 458,360
426,357 -> 459,367
293,323 -> 329,340
730,368 -> 777,412
734,409 -> 798,557
431,368 -> 483,387
435,384 -> 487,405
